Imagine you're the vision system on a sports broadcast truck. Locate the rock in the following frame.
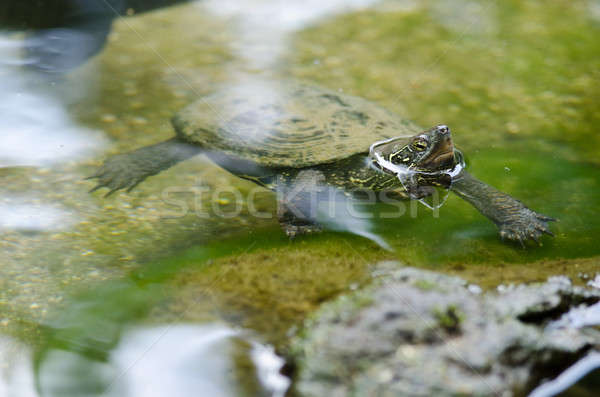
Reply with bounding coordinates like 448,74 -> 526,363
291,262 -> 600,397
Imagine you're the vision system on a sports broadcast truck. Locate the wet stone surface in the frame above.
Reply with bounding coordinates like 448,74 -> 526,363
291,262 -> 600,396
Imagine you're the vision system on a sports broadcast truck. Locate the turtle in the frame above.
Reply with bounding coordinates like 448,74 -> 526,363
88,80 -> 554,245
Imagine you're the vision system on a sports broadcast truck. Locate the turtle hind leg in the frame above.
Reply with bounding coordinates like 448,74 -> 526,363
277,202 -> 322,239
88,137 -> 201,196
276,169 -> 326,238
279,207 -> 323,239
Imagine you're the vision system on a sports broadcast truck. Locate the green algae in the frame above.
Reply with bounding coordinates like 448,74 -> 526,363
370,145 -> 600,265
414,279 -> 438,291
146,233 -> 391,347
290,0 -> 600,161
20,231 -> 390,369
432,304 -> 464,333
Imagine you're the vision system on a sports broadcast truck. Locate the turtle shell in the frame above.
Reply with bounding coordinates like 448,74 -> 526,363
171,80 -> 421,168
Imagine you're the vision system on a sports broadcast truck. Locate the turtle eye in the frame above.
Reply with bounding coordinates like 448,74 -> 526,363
412,139 -> 428,151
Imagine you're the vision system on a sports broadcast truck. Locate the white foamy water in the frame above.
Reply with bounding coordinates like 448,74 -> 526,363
0,202 -> 73,232
204,0 -> 379,31
34,324 -> 289,397
250,343 -> 290,397
0,34 -> 106,167
202,0 -> 379,69
0,336 -> 37,397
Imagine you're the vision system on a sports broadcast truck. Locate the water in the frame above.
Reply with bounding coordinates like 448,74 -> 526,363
2,324 -> 288,397
1,0 -> 599,395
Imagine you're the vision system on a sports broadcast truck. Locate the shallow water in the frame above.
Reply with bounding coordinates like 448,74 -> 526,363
1,0 -> 599,395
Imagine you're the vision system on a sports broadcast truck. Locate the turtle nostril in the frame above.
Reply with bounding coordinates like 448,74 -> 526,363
437,125 -> 449,134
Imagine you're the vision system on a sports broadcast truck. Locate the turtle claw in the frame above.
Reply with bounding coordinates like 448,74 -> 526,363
500,228 -> 525,248
498,207 -> 556,247
104,187 -> 120,198
126,181 -> 141,193
541,229 -> 554,237
88,184 -> 103,194
87,153 -> 150,196
517,236 -> 526,249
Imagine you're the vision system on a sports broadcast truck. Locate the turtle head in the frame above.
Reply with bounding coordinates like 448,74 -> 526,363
370,125 -> 456,173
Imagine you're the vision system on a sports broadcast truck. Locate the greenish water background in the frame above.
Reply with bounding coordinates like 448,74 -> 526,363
1,0 -> 599,395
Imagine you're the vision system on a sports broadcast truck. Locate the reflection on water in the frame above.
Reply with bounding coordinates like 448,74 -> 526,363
0,35 -> 106,167
0,0 -> 200,73
2,325 -> 288,397
549,301 -> 600,330
0,197 -> 74,231
314,194 -> 393,250
250,343 -> 289,397
0,335 -> 36,397
529,352 -> 600,397
203,0 -> 378,70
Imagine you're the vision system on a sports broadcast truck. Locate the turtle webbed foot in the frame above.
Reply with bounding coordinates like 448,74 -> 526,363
87,153 -> 151,197
498,208 -> 555,246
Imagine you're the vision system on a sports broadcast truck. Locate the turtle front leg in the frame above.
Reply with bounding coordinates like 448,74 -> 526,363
496,207 -> 555,245
450,171 -> 555,246
88,138 -> 201,196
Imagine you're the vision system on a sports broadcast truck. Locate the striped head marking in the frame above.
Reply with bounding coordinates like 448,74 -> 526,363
370,125 -> 456,173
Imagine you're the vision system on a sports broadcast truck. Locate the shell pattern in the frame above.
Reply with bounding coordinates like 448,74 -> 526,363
172,80 -> 421,168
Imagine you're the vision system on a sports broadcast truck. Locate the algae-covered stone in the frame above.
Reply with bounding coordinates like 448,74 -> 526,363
291,262 -> 600,396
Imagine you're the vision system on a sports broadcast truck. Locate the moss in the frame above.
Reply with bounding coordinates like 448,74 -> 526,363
413,279 -> 437,291
155,234 -> 392,348
442,256 -> 600,290
433,304 -> 464,333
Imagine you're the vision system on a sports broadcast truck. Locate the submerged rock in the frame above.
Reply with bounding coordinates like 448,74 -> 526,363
291,262 -> 600,397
